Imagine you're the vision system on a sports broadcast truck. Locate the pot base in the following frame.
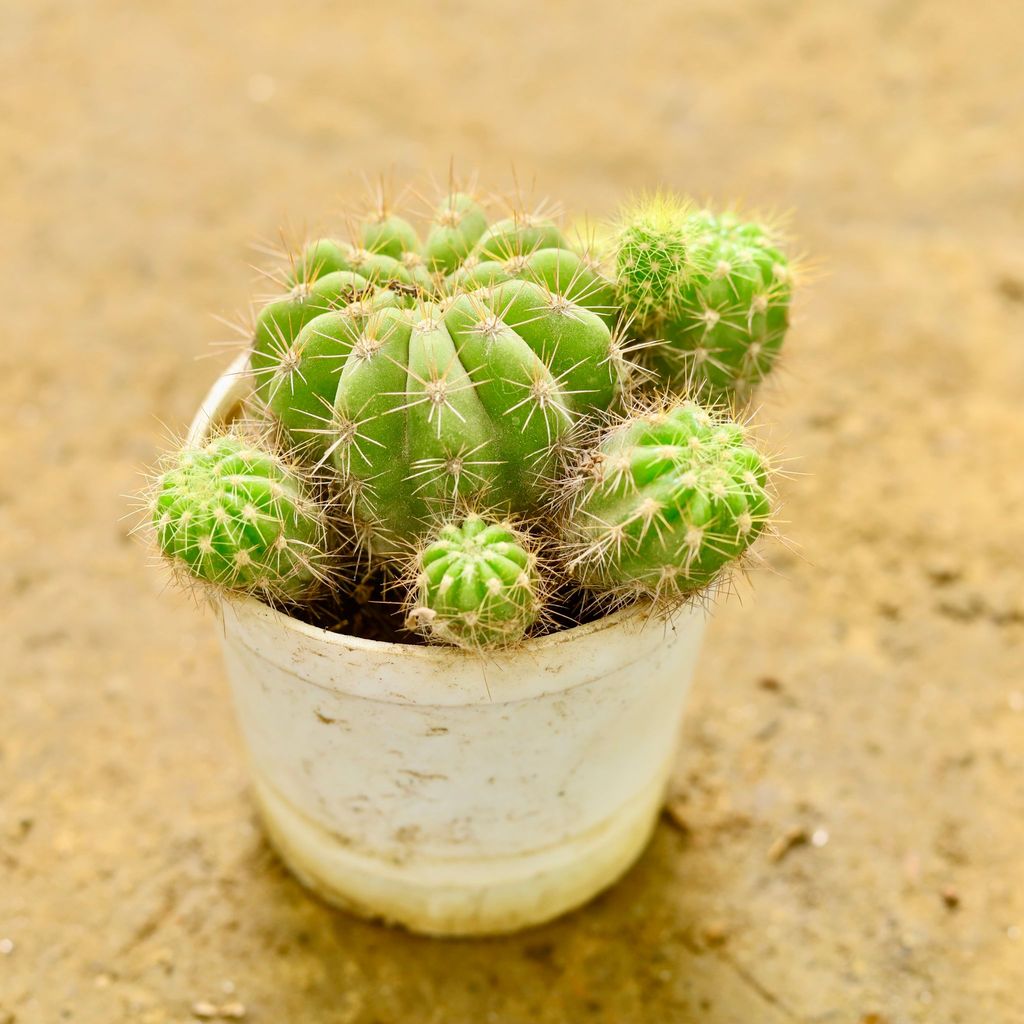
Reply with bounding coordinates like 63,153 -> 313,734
253,767 -> 668,937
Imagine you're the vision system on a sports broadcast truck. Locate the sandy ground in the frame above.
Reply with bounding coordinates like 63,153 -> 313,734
2,1 -> 1023,1021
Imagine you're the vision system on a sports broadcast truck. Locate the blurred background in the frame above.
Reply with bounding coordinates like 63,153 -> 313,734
2,1 -> 1022,1021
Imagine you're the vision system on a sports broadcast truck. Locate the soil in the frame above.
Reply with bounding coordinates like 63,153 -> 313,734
2,1 -> 1022,1022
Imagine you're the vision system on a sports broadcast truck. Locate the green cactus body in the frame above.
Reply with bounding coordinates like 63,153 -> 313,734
407,514 -> 542,649
330,281 -> 625,558
653,211 -> 791,400
251,272 -> 373,405
614,198 -> 791,401
444,258 -> 514,292
423,192 -> 489,274
343,249 -> 435,294
263,292 -> 402,454
560,402 -> 771,602
359,213 -> 419,260
445,249 -> 615,324
520,249 -> 617,324
474,216 -> 567,261
293,238 -> 354,283
152,434 -> 327,601
613,194 -> 699,329
253,196 -> 624,469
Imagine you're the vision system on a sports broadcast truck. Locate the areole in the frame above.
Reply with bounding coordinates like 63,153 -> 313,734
189,353 -> 708,935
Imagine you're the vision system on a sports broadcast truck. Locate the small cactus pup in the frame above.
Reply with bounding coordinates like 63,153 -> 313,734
151,432 -> 332,602
557,400 -> 773,606
405,513 -> 544,650
613,195 -> 793,402
613,192 -> 701,331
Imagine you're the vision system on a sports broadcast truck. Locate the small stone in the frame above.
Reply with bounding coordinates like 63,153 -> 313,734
997,275 -> 1024,302
757,676 -> 782,692
940,886 -> 960,910
811,827 -> 830,847
662,798 -> 690,835
220,1004 -> 246,1020
903,852 -> 922,884
221,981 -> 236,996
768,826 -> 807,863
925,559 -> 961,585
94,972 -> 112,989
190,1003 -> 218,1020
152,948 -> 174,971
0,939 -> 13,956
702,920 -> 729,946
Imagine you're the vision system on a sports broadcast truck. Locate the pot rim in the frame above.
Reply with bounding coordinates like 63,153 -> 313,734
221,586 -> 662,662
192,352 -> 692,662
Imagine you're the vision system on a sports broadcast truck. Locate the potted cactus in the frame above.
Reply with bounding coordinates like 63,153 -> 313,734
144,182 -> 791,935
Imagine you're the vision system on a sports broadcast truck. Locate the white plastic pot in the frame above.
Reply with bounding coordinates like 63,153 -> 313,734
187,356 -> 707,936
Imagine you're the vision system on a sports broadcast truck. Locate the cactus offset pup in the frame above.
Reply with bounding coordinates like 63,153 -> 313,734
151,433 -> 330,602
406,514 -> 544,650
613,196 -> 792,402
558,400 -> 772,605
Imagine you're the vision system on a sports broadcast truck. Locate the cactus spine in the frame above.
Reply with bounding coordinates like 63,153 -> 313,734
613,197 -> 792,401
151,434 -> 330,601
406,514 -> 543,650
558,400 -> 772,604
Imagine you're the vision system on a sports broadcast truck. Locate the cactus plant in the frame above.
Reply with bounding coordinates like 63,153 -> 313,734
405,513 -> 544,650
556,399 -> 773,605
249,193 -> 617,457
329,280 -> 627,558
144,179 -> 793,654
150,432 -> 331,602
613,197 -> 792,401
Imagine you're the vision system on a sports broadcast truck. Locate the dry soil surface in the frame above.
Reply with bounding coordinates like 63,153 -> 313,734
2,1 -> 1023,1022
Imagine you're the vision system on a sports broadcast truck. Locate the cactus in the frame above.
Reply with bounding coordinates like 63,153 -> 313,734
613,197 -> 792,401
474,213 -> 567,262
405,513 -> 543,650
422,191 -> 489,273
448,247 -> 617,325
613,192 -> 700,330
144,179 -> 795,652
249,192 -> 618,457
151,433 -> 330,602
330,280 -> 627,558
557,400 -> 773,605
358,211 -> 420,261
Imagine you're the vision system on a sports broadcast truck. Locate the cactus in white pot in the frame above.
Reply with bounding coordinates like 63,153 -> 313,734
145,181 -> 788,638
138,177 -> 797,937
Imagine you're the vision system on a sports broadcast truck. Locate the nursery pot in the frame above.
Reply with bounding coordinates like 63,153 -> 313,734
187,355 -> 707,936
